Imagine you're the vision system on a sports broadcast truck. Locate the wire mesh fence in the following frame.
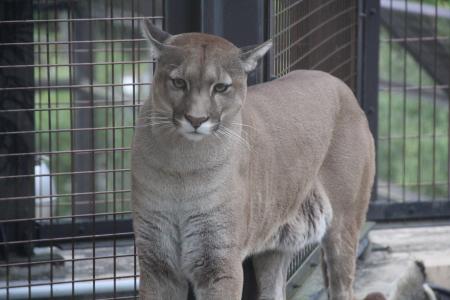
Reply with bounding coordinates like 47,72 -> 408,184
271,0 -> 358,91
0,0 -> 163,298
371,0 -> 450,220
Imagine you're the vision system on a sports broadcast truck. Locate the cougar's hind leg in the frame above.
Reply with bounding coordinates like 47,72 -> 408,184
321,170 -> 372,300
252,250 -> 292,300
321,217 -> 360,300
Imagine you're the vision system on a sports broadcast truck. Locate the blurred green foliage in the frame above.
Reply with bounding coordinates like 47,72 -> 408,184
377,28 -> 449,200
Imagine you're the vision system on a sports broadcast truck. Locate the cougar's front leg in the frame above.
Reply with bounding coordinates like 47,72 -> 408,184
252,250 -> 292,300
138,255 -> 188,300
182,211 -> 244,300
139,245 -> 188,300
134,211 -> 187,300
189,257 -> 244,300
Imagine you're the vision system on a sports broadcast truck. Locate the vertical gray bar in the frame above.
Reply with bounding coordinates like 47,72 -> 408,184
71,4 -> 95,214
203,0 -> 268,85
358,0 -> 380,135
0,0 -> 35,257
358,0 -> 380,203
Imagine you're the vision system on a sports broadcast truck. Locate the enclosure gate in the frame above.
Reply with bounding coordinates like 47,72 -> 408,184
1,0 -> 449,299
366,0 -> 450,221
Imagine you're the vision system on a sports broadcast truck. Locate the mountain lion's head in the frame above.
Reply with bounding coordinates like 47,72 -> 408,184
141,20 -> 272,142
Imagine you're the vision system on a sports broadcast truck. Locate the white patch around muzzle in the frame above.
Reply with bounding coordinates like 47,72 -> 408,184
177,117 -> 216,141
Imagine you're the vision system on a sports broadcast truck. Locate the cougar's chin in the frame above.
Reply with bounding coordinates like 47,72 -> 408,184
182,132 -> 207,142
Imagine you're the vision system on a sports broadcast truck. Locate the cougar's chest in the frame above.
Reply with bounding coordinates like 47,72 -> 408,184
138,203 -> 237,279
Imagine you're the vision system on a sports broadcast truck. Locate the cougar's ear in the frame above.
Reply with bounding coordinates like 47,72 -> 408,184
240,40 -> 273,73
141,19 -> 172,58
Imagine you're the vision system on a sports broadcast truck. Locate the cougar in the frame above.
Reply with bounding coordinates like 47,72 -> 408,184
131,20 -> 375,300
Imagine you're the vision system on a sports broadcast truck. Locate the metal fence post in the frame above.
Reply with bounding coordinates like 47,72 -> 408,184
358,0 -> 380,204
71,3 -> 96,215
358,0 -> 380,133
165,0 -> 269,86
202,0 -> 269,85
0,0 -> 35,258
165,0 -> 201,34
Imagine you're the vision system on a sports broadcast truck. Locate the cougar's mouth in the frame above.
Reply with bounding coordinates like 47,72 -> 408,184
174,117 -> 219,141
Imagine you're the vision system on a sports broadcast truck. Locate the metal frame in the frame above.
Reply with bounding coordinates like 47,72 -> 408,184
365,0 -> 450,221
357,0 -> 380,131
0,0 -> 36,258
368,201 -> 450,221
357,0 -> 380,206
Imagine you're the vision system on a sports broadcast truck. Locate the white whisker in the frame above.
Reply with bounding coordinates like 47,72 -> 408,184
141,111 -> 172,119
135,121 -> 173,129
213,131 -> 225,143
219,125 -> 251,150
142,117 -> 171,121
141,114 -> 171,119
230,122 -> 259,132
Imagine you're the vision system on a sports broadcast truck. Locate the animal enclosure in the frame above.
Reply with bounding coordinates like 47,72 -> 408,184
0,0 -> 448,299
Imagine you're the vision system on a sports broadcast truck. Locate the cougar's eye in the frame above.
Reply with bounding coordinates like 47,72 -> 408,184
172,78 -> 187,89
213,83 -> 230,93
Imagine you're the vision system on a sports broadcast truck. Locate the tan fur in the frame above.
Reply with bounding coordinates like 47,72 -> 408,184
132,21 -> 375,300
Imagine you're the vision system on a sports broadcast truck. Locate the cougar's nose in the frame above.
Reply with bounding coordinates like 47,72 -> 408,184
184,114 -> 209,129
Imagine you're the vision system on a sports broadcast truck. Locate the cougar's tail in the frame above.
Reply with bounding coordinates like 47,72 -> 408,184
362,261 -> 437,300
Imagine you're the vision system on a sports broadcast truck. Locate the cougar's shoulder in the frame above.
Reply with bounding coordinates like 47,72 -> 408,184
245,70 -> 343,125
242,70 -> 345,170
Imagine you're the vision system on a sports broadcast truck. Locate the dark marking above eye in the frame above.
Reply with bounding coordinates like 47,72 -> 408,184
201,44 -> 207,65
200,44 -> 207,80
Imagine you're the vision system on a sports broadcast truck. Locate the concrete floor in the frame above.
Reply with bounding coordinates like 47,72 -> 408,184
291,224 -> 450,300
